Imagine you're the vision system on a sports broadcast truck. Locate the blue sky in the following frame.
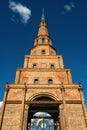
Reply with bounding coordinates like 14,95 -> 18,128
0,0 -> 87,108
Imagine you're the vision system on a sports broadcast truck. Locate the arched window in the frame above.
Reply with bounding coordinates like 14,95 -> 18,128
41,50 -> 46,54
33,64 -> 37,68
34,79 -> 39,84
50,64 -> 54,69
48,79 -> 53,84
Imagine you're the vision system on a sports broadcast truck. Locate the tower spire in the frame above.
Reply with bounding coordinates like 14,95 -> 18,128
41,8 -> 45,21
34,9 -> 52,46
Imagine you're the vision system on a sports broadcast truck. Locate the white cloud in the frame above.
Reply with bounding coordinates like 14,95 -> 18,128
64,4 -> 72,11
8,0 -> 31,24
0,101 -> 3,110
33,112 -> 51,117
62,1 -> 75,14
70,2 -> 75,8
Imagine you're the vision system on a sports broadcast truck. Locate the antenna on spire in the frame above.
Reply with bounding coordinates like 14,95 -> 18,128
41,8 -> 45,21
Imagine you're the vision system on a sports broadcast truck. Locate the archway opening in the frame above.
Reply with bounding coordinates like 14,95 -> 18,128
27,96 -> 61,130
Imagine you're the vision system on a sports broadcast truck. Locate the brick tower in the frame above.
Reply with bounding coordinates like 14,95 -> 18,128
0,9 -> 87,130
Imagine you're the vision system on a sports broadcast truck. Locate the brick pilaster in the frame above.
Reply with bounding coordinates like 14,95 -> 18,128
60,83 -> 68,130
0,83 -> 9,130
78,83 -> 87,127
20,83 -> 27,130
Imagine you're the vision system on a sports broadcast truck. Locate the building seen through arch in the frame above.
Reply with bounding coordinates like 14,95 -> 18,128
0,10 -> 87,130
30,112 -> 55,130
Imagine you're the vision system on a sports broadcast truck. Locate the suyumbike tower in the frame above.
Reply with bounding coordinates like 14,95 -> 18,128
0,9 -> 87,130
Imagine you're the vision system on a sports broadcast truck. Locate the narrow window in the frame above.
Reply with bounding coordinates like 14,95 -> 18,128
42,50 -> 45,54
34,79 -> 38,84
33,64 -> 37,68
50,64 -> 54,69
42,38 -> 45,43
48,79 -> 53,84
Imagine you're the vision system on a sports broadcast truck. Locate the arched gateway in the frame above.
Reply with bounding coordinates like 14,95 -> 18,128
0,9 -> 87,130
26,95 -> 60,130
